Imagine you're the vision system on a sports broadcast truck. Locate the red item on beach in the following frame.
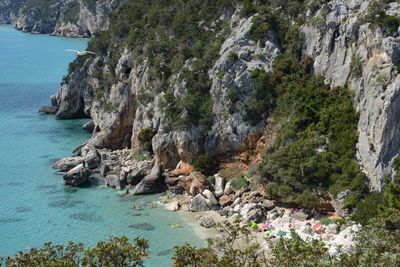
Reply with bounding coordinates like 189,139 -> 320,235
313,223 -> 321,230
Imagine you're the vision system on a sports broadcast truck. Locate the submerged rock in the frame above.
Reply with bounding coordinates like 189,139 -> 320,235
165,200 -> 180,211
129,223 -> 154,231
69,213 -> 102,222
63,164 -> 90,186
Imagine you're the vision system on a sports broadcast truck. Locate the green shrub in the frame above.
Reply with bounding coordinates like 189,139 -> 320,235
231,177 -> 249,190
228,51 -> 238,61
137,128 -> 155,152
193,153 -> 218,176
352,192 -> 386,226
102,101 -> 114,112
350,54 -> 363,77
243,68 -> 276,125
217,71 -> 226,78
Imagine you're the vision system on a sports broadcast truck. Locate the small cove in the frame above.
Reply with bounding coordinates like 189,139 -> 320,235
0,25 -> 204,266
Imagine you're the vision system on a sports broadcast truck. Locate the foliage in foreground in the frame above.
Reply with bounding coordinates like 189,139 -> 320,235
1,236 -> 149,267
2,195 -> 400,267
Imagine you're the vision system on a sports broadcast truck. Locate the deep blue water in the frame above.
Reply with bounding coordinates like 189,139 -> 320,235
0,25 -> 203,266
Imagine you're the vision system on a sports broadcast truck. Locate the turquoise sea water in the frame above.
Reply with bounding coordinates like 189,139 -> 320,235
0,25 -> 203,266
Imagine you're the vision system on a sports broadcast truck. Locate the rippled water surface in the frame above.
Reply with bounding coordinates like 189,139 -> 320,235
0,25 -> 203,266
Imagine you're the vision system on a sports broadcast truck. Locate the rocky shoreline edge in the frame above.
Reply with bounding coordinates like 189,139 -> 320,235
51,141 -> 361,255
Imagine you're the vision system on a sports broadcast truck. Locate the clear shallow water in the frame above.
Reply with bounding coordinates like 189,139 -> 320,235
0,25 -> 204,266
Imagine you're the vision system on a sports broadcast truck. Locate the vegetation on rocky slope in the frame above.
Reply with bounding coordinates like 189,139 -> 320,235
257,55 -> 366,209
62,0 -> 376,208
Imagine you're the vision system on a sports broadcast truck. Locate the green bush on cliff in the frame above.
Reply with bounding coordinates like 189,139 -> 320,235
193,153 -> 218,176
137,128 -> 155,153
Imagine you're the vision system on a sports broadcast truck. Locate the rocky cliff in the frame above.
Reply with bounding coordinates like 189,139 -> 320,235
44,0 -> 400,196
302,0 -> 400,190
0,0 -> 119,37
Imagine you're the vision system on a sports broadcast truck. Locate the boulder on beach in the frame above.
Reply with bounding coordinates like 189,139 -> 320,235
165,200 -> 180,211
219,195 -> 234,207
133,165 -> 166,195
52,157 -> 84,172
202,189 -> 218,207
214,174 -> 225,197
240,203 -> 267,223
63,164 -> 90,186
196,214 -> 215,228
180,172 -> 208,196
190,194 -> 210,212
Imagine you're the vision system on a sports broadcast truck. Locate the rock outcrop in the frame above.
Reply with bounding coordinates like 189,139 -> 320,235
63,163 -> 90,186
0,0 -> 119,37
52,156 -> 84,172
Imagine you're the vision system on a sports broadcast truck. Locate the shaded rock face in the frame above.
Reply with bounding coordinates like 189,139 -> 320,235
1,0 -> 119,37
63,164 -> 90,186
133,165 -> 165,195
81,145 -> 101,169
302,0 -> 400,190
190,194 -> 210,212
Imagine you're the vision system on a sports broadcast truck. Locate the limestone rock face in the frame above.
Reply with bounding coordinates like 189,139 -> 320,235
63,164 -> 90,186
180,172 -> 208,196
